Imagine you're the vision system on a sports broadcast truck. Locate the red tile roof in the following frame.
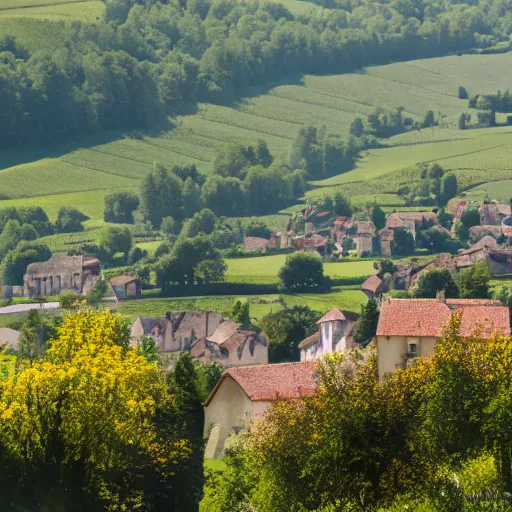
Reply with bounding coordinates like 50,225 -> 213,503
377,299 -> 510,338
316,307 -> 346,324
204,362 -> 317,405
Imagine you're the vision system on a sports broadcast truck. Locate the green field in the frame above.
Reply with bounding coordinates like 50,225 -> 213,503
2,51 -> 512,222
117,285 -> 367,320
225,255 -> 376,284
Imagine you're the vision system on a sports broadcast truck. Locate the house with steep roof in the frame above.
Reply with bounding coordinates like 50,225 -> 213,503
130,312 -> 267,367
204,362 -> 317,458
191,320 -> 268,368
376,297 -> 510,380
298,307 -> 358,362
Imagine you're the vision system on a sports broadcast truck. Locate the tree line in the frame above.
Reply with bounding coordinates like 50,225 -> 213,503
0,0 -> 507,147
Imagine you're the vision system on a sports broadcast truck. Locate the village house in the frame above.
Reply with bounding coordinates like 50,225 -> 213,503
24,253 -> 101,297
110,275 -> 141,299
378,228 -> 394,257
479,202 -> 511,225
130,312 -> 268,367
294,234 -> 329,256
376,297 -> 510,380
487,249 -> 512,276
203,362 -> 317,458
385,211 -> 439,240
298,307 -> 358,362
361,274 -> 389,299
190,320 -> 268,368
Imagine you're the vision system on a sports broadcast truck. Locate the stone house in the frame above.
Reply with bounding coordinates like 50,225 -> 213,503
294,234 -> 329,256
385,211 -> 439,240
361,274 -> 388,299
131,311 -> 223,352
298,308 -> 358,362
479,202 -> 511,225
487,249 -> 512,276
204,362 -> 317,458
376,297 -> 510,380
110,275 -> 141,299
378,228 -> 394,257
191,320 -> 268,368
24,253 -> 101,297
130,312 -> 267,367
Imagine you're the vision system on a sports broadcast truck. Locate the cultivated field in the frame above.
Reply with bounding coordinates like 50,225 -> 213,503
2,52 -> 512,221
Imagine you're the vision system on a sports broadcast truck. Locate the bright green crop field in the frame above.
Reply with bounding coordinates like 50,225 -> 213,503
3,52 -> 512,223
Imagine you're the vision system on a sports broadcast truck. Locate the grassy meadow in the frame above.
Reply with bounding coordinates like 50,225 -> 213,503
117,285 -> 367,321
225,255 -> 376,284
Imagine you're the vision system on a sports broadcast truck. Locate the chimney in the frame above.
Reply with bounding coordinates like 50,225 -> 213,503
436,290 -> 446,303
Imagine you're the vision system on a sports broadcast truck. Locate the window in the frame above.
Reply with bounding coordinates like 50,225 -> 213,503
408,343 -> 417,355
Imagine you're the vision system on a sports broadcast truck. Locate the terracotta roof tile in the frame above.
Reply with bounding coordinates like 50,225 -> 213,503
377,299 -> 510,338
205,362 -> 317,405
316,307 -> 346,324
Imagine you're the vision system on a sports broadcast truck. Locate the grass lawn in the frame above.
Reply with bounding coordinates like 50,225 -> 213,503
225,255 -> 376,284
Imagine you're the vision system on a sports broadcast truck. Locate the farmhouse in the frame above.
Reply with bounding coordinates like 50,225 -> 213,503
243,236 -> 270,253
376,297 -> 510,380
487,249 -> 512,276
24,253 -> 101,297
110,275 -> 141,299
191,320 -> 268,368
298,307 -> 358,362
130,312 -> 268,367
204,362 -> 317,458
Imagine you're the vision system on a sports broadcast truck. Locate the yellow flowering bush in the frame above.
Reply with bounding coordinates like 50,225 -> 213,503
0,308 -> 190,510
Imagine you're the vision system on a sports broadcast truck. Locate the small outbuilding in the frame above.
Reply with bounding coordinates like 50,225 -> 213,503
361,274 -> 389,299
110,275 -> 141,299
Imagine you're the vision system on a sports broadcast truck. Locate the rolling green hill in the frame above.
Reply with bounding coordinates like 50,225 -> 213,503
2,51 -> 512,223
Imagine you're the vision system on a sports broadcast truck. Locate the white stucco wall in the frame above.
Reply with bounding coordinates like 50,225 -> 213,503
204,376 -> 254,458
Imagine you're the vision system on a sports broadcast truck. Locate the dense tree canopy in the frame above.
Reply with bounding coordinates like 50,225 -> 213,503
0,308 -> 192,510
278,251 -> 329,291
0,0 -> 504,149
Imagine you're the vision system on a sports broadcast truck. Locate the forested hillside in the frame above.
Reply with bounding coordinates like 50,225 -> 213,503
0,0 -> 510,147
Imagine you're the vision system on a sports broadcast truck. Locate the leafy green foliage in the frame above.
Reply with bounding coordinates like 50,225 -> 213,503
55,207 -> 87,234
259,306 -> 321,363
278,251 -> 328,291
413,267 -> 459,298
353,299 -> 380,345
392,227 -> 415,256
457,261 -> 491,299
1,241 -> 51,286
104,191 -> 139,224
